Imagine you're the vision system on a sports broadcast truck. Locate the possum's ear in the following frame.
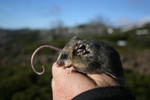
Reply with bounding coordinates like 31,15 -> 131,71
75,43 -> 89,55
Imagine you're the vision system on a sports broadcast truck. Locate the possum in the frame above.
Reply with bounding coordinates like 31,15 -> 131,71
31,37 -> 125,86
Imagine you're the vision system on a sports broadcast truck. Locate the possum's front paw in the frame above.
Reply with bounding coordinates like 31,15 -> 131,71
64,66 -> 75,74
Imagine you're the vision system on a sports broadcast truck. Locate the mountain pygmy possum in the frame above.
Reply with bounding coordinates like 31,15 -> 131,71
31,37 -> 125,86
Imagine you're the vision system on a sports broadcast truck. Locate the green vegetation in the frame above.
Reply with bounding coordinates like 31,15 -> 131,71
0,65 -> 52,100
125,70 -> 150,100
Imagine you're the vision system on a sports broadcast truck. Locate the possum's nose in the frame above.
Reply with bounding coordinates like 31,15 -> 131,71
56,53 -> 68,66
56,60 -> 65,66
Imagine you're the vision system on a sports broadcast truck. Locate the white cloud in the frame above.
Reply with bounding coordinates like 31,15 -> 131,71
115,15 -> 150,27
138,15 -> 150,25
115,18 -> 133,27
120,15 -> 150,32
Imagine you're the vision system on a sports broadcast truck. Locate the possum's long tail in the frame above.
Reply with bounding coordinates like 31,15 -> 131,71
31,45 -> 61,75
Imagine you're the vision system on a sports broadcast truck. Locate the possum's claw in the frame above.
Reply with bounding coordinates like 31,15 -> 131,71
64,66 -> 75,74
31,45 -> 61,75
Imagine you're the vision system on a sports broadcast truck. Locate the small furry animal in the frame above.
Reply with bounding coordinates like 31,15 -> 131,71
56,37 -> 125,86
31,37 -> 125,86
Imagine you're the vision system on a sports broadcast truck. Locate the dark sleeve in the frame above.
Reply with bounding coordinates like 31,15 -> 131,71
72,86 -> 135,100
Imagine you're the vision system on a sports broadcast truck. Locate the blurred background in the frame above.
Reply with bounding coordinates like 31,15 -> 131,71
0,0 -> 150,100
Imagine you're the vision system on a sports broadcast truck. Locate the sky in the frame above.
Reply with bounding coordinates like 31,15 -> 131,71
0,0 -> 150,29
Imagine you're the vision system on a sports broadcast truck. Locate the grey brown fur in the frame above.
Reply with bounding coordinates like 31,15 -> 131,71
57,37 -> 125,86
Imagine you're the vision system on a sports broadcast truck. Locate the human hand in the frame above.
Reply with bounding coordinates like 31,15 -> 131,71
51,62 -> 118,100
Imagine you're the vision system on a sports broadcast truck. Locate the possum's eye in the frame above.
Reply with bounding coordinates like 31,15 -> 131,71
60,53 -> 68,60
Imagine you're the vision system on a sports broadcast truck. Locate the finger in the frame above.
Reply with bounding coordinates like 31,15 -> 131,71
52,62 -> 69,79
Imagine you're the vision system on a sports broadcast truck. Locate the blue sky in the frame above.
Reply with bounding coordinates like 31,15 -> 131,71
0,0 -> 150,29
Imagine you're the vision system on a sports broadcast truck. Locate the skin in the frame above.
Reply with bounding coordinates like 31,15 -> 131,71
52,62 -> 119,100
